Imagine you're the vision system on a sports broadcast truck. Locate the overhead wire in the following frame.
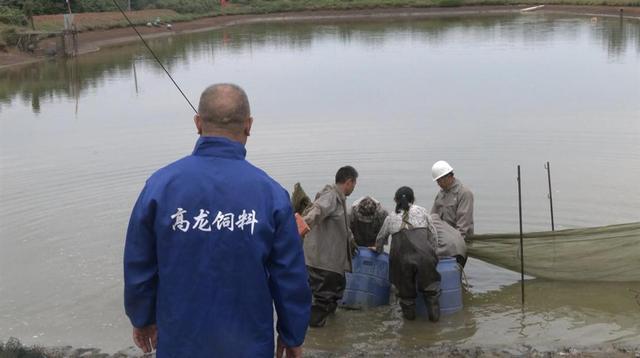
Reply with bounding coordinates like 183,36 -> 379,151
111,0 -> 198,114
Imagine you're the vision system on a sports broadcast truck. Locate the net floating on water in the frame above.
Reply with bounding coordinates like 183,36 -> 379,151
468,222 -> 640,282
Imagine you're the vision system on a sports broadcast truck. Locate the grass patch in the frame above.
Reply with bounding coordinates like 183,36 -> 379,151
212,0 -> 640,15
4,0 -> 639,34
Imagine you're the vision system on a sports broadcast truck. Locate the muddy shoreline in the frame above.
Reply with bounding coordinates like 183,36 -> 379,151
1,5 -> 639,70
9,343 -> 640,357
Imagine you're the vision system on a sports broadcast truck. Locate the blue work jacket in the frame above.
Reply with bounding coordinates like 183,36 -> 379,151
124,136 -> 311,358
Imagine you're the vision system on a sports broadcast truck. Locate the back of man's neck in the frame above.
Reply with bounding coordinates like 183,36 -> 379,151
201,130 -> 246,145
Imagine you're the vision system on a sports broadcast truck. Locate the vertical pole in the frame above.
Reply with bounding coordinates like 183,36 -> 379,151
132,59 -> 139,94
60,33 -> 65,57
24,0 -> 36,30
73,57 -> 80,115
72,28 -> 78,57
64,1 -> 74,57
518,165 -> 525,306
545,161 -> 555,231
128,0 -> 132,11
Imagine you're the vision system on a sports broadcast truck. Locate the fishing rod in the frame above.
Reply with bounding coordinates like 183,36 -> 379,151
111,0 -> 198,114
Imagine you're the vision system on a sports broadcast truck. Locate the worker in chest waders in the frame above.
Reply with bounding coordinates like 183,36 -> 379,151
375,187 -> 441,322
431,160 -> 474,266
124,83 -> 311,358
302,166 -> 359,328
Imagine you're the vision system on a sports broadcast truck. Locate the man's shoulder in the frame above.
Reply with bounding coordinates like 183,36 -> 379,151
244,161 -> 289,195
315,184 -> 339,201
235,162 -> 294,209
145,155 -> 289,200
146,155 -> 196,183
457,181 -> 474,197
148,155 -> 274,182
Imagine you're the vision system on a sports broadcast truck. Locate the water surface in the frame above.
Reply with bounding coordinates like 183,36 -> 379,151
1,13 -> 639,353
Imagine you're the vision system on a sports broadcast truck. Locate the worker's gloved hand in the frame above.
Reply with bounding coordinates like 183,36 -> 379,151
294,213 -> 310,238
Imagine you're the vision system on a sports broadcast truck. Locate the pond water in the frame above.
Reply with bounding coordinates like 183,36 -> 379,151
1,12 -> 639,354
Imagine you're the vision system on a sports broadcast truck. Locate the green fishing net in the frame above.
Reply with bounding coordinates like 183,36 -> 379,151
468,222 -> 640,282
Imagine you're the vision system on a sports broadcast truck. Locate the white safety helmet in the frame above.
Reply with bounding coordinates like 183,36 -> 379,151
432,160 -> 453,181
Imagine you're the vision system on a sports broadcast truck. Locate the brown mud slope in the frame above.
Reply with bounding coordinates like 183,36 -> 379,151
29,344 -> 640,357
2,5 -> 639,69
32,9 -> 179,30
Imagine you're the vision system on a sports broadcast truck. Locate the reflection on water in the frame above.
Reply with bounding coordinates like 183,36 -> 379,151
1,14 -> 639,113
1,13 -> 639,354
595,14 -> 640,58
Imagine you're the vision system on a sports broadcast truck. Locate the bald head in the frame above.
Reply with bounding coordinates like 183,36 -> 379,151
197,83 -> 251,133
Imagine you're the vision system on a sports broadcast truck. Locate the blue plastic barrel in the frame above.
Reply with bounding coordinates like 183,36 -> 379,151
340,247 -> 390,309
416,257 -> 462,317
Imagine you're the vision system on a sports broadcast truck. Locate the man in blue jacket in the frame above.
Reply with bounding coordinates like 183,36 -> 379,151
124,83 -> 311,358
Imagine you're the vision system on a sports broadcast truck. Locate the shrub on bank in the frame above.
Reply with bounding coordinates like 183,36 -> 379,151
153,0 -> 220,13
0,5 -> 27,26
74,0 -> 118,13
1,27 -> 20,47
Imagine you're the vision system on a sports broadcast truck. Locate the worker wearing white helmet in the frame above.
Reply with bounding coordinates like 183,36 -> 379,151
430,161 -> 474,265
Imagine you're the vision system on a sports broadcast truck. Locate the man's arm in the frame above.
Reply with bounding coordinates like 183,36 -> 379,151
430,192 -> 440,215
268,197 -> 312,350
455,190 -> 474,240
374,208 -> 389,234
124,184 -> 159,330
303,191 -> 336,229
374,217 -> 391,253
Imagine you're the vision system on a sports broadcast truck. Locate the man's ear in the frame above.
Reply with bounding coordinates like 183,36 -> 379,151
194,114 -> 202,135
244,116 -> 253,137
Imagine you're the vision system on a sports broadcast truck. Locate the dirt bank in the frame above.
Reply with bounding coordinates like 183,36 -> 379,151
1,5 -> 639,70
12,344 -> 640,358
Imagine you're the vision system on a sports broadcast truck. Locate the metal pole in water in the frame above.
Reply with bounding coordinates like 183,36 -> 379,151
518,165 -> 525,305
545,161 -> 555,231
132,59 -> 139,95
